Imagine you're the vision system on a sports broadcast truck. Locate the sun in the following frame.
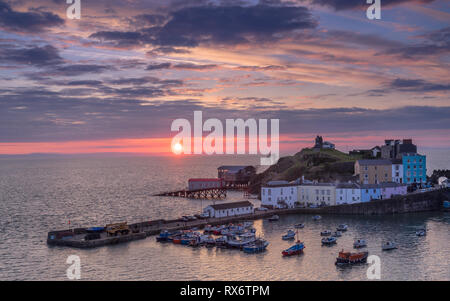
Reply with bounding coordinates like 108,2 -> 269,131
172,142 -> 183,154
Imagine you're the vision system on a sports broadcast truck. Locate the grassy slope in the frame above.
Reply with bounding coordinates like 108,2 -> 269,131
249,148 -> 360,194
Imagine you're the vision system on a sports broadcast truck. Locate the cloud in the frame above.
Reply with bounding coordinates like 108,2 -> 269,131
0,45 -> 63,66
40,64 -> 116,77
0,0 -> 64,33
389,78 -> 450,92
145,62 -> 218,71
146,62 -> 172,70
90,4 -> 317,48
309,0 -> 436,10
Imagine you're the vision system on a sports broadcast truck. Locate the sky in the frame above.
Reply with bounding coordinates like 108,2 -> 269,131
0,0 -> 449,155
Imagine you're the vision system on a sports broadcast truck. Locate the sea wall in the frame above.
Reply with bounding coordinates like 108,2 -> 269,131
321,188 -> 449,215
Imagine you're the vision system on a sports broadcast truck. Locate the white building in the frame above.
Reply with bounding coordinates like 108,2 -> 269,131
438,177 -> 448,188
391,160 -> 404,183
203,201 -> 254,218
336,183 -> 361,205
261,183 -> 300,209
299,183 -> 336,207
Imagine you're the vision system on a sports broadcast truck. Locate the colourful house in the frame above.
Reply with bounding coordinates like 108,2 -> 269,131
360,184 -> 381,202
379,182 -> 408,199
402,154 -> 427,185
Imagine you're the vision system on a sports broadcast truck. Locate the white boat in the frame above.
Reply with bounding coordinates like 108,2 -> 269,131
243,221 -> 254,228
322,236 -> 337,245
294,223 -> 305,229
282,230 -> 296,240
320,230 -> 332,236
227,235 -> 256,248
416,229 -> 426,236
332,231 -> 342,237
268,215 -> 279,221
382,241 -> 397,250
336,224 -> 348,231
312,215 -> 321,221
353,239 -> 367,248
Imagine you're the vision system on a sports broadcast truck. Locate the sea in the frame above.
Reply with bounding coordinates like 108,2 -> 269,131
0,149 -> 449,280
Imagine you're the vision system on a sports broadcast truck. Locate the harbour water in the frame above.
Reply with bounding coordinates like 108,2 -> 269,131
0,153 -> 449,281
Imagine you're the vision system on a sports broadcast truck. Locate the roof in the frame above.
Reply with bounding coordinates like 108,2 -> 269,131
207,201 -> 254,210
300,183 -> 335,187
357,159 -> 392,166
217,165 -> 254,171
336,183 -> 360,189
391,159 -> 402,164
188,178 -> 222,182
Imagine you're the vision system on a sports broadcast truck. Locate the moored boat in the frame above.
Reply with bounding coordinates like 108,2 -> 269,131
416,228 -> 426,236
322,236 -> 337,245
332,231 -> 342,237
353,239 -> 367,248
312,215 -> 321,221
282,240 -> 305,256
156,230 -> 172,242
243,239 -> 269,254
282,230 -> 296,240
320,230 -> 332,236
268,215 -> 280,222
335,250 -> 368,265
294,223 -> 305,229
382,241 -> 397,250
336,224 -> 348,232
227,235 -> 256,248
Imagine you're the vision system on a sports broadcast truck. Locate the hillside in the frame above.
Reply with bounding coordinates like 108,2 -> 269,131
248,148 -> 359,194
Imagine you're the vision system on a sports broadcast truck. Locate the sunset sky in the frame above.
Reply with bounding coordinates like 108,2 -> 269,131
0,0 -> 449,155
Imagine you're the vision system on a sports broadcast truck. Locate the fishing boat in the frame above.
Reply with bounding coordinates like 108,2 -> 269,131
332,231 -> 342,237
268,215 -> 280,222
282,230 -> 296,240
215,236 -> 229,248
353,239 -> 367,248
243,239 -> 269,254
320,230 -> 332,236
312,215 -> 321,221
335,250 -> 368,265
282,240 -> 305,256
156,230 -> 172,242
416,228 -> 426,236
172,236 -> 182,244
321,236 -> 337,245
336,224 -> 348,232
382,241 -> 397,250
294,223 -> 305,229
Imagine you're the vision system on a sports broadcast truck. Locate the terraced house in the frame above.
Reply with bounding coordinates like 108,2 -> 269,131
354,159 -> 393,184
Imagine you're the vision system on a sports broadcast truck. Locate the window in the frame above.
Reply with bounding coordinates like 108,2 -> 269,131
262,189 -> 265,196
281,189 -> 283,195
327,190 -> 330,195
268,189 -> 271,196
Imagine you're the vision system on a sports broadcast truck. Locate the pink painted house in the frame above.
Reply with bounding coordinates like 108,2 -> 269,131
380,182 -> 408,199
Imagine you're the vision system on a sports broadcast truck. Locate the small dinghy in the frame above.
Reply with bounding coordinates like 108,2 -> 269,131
268,215 -> 280,222
353,239 -> 367,248
294,223 -> 305,229
282,230 -> 296,240
382,241 -> 397,251
336,224 -> 348,232
322,236 -> 337,245
156,230 -> 172,242
335,250 -> 368,265
312,215 -> 321,221
282,240 -> 305,256
416,228 -> 426,237
243,239 -> 269,254
320,230 -> 332,236
332,231 -> 342,237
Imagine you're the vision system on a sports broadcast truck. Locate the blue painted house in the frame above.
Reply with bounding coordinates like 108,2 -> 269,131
360,184 -> 381,202
402,153 -> 427,185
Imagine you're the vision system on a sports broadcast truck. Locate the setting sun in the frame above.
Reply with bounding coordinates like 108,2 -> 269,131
172,143 -> 183,154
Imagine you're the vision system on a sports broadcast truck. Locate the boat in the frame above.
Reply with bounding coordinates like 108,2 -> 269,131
320,230 -> 332,236
282,241 -> 305,256
268,215 -> 280,222
227,235 -> 256,248
332,231 -> 342,237
156,230 -> 172,242
312,215 -> 321,221
416,228 -> 426,236
282,230 -> 296,240
243,221 -> 254,228
353,239 -> 367,248
382,241 -> 397,251
294,223 -> 305,229
243,239 -> 269,254
336,224 -> 348,232
335,250 -> 369,265
321,236 -> 337,245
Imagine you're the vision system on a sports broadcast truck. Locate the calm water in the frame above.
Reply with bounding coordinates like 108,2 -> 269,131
0,154 -> 449,281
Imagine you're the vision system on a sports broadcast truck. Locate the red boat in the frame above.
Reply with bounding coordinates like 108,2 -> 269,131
282,241 -> 305,256
335,249 -> 368,265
